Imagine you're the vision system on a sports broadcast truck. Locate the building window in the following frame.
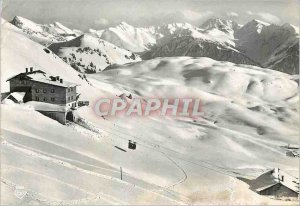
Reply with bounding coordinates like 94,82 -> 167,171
43,89 -> 47,93
36,89 -> 39,93
43,97 -> 47,101
71,96 -> 73,100
51,97 -> 55,102
36,96 -> 39,101
71,87 -> 73,92
68,97 -> 70,101
68,88 -> 71,92
51,89 -> 55,93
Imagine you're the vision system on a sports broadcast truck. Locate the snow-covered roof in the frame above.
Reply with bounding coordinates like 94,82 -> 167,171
256,183 -> 278,192
1,92 -> 26,103
7,70 -> 79,88
9,92 -> 26,102
6,70 -> 45,81
27,73 -> 78,88
25,101 -> 67,112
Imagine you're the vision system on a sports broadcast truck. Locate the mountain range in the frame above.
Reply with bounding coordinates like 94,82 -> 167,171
10,16 -> 299,74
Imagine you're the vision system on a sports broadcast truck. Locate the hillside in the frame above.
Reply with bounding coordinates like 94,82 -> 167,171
142,18 -> 299,74
10,16 -> 81,46
1,19 -> 87,92
11,16 -> 299,74
1,17 -> 299,205
235,19 -> 299,73
48,34 -> 141,73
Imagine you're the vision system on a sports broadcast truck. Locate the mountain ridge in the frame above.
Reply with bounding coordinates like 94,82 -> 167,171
9,16 -> 299,74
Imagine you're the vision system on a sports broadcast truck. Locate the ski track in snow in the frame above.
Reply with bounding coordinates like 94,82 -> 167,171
161,152 -> 188,189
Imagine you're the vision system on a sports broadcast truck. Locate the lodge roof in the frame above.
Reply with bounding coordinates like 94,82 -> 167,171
7,70 -> 79,88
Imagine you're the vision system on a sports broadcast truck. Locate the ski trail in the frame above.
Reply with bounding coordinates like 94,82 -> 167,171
161,151 -> 188,189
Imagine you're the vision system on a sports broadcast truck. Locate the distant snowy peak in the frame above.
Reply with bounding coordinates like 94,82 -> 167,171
99,22 -> 157,52
11,16 -> 43,32
48,34 -> 141,73
142,35 -> 257,66
282,23 -> 299,34
235,19 -> 299,74
200,18 -> 240,33
10,16 -> 80,46
155,22 -> 195,36
98,22 -> 203,52
51,22 -> 75,35
238,19 -> 270,34
115,21 -> 135,31
88,28 -> 104,38
11,16 -> 76,35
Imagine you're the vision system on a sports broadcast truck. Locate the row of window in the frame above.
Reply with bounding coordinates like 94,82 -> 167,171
36,96 -> 55,102
35,88 -> 74,93
36,89 -> 55,93
35,96 -> 75,102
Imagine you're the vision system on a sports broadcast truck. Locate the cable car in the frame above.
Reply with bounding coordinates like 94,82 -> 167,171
128,140 -> 136,150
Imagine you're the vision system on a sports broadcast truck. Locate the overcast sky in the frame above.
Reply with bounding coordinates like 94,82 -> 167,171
2,0 -> 299,31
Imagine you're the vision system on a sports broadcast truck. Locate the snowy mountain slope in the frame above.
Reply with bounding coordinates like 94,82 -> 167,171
1,17 -> 299,205
88,57 -> 298,203
48,34 -> 141,73
96,22 -> 200,52
1,18 -> 299,204
200,18 -> 241,34
1,19 -> 88,92
235,20 -> 299,73
142,18 -> 299,74
99,22 -> 157,52
10,16 -> 81,46
1,20 -> 189,204
265,42 -> 299,74
142,32 -> 257,66
154,22 -> 196,38
88,28 -> 105,38
1,104 -> 190,205
141,19 -> 251,64
10,16 -> 298,74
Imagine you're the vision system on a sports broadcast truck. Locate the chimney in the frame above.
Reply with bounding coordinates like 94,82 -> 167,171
56,76 -> 59,81
30,67 -> 33,72
60,79 -> 63,83
25,68 -> 28,73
